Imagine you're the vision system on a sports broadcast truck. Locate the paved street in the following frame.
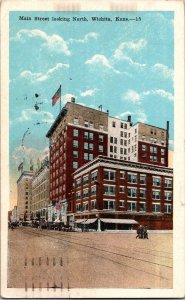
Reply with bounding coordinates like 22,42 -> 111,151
8,228 -> 173,289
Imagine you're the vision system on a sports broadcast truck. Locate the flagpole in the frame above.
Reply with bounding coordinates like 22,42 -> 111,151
60,85 -> 62,112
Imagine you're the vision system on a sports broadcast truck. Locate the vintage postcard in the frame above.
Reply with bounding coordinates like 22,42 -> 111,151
1,0 -> 185,298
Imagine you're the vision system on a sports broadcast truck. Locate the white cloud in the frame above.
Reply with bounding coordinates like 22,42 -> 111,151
69,32 -> 99,44
12,146 -> 49,166
143,89 -> 173,101
16,109 -> 54,124
123,89 -> 141,104
85,54 -> 120,74
117,109 -> 147,123
152,64 -> 174,81
61,93 -> 76,104
116,55 -> 146,68
14,29 -> 70,55
20,63 -> 69,82
80,88 -> 98,97
113,39 -> 147,60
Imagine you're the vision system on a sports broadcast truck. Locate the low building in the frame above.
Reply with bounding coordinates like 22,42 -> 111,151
73,156 -> 173,230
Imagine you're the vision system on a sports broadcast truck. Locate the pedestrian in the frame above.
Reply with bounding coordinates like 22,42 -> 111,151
143,225 -> 149,239
136,225 -> 142,239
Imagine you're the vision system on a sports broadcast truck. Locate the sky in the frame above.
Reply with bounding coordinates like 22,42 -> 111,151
9,11 -> 174,208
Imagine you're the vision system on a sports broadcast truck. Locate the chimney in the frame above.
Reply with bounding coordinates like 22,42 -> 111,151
127,115 -> 131,123
71,97 -> 75,103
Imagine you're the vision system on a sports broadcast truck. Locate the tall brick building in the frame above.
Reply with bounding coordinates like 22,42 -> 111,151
46,100 -> 108,222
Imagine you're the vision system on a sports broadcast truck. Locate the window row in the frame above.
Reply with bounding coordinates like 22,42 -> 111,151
73,118 -> 104,131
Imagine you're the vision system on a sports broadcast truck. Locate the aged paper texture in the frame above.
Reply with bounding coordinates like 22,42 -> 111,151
1,0 -> 185,298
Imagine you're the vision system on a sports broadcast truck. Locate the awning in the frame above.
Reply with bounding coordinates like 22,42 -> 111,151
84,218 -> 97,224
100,218 -> 138,224
75,219 -> 87,224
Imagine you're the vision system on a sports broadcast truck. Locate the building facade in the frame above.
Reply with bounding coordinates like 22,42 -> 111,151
31,158 -> 50,220
73,156 -> 173,230
46,100 -> 108,221
17,171 -> 33,220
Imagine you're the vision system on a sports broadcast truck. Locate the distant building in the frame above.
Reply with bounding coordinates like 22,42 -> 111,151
11,205 -> 18,222
17,171 -> 33,220
31,158 -> 50,220
73,156 -> 173,230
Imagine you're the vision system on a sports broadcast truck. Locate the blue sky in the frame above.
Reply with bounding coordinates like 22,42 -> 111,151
9,11 -> 174,207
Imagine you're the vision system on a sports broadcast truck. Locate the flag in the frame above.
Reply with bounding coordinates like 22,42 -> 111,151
18,162 -> 23,172
52,85 -> 61,106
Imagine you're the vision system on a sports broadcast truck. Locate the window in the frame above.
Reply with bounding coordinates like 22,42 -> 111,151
150,146 -> 157,154
99,125 -> 104,131
161,148 -> 165,155
91,200 -> 97,210
112,121 -> 116,127
103,200 -> 115,210
161,140 -> 165,146
142,135 -> 145,141
73,161 -> 78,169
120,131 -> 123,137
120,171 -> 125,179
82,202 -> 89,211
25,192 -> 28,195
152,190 -> 160,200
124,124 -> 127,129
128,188 -> 137,197
83,176 -> 89,185
114,146 -> 117,153
84,132 -> 88,139
76,203 -> 81,212
120,139 -> 123,146
89,143 -> 93,150
83,189 -> 89,198
142,144 -> 147,151
120,122 -> 123,128
161,158 -> 165,164
84,153 -> 89,160
84,142 -> 88,150
164,191 -> 172,201
73,129 -> 78,137
153,177 -> 161,186
99,135 -> 104,142
104,185 -> 115,195
140,189 -> 146,198
152,203 -> 160,212
89,154 -> 94,160
119,200 -> 125,208
124,132 -> 127,138
120,148 -> 123,155
114,137 -> 117,144
165,178 -> 172,188
89,132 -> 94,140
99,145 -> 103,152
73,151 -> 78,158
128,174 -> 137,183
104,170 -> 115,181
164,204 -> 172,214
110,136 -> 113,143
91,186 -> 96,196
120,186 -> 125,193
140,202 -> 146,212
84,121 -> 89,127
73,118 -> 79,125
110,145 -> 113,152
76,191 -> 81,200
124,140 -> 127,146
128,202 -> 136,211
73,140 -> 78,148
89,122 -> 94,129
76,178 -> 81,188
91,171 -> 97,182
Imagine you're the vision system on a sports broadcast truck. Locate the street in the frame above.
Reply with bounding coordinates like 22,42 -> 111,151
8,228 -> 173,289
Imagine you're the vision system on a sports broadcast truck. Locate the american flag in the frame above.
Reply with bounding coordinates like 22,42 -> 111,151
52,85 -> 61,106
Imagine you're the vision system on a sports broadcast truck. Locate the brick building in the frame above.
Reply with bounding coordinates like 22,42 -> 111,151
46,100 -> 108,222
73,156 -> 173,230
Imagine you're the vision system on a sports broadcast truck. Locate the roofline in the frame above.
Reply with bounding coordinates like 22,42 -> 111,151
73,155 -> 173,177
132,121 -> 168,131
17,171 -> 34,184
